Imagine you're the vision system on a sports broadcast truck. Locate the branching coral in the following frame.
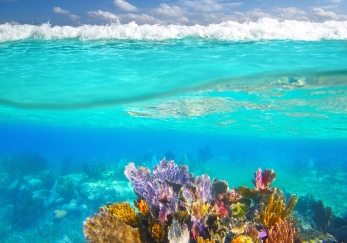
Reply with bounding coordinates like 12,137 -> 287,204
252,168 -> 277,192
244,223 -> 262,243
260,188 -> 298,229
266,218 -> 298,243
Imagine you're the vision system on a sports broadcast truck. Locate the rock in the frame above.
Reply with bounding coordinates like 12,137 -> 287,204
24,176 -> 44,191
62,199 -> 88,217
77,180 -> 135,205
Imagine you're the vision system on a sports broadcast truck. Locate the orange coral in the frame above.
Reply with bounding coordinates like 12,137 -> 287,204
266,218 -> 298,243
135,199 -> 149,216
260,188 -> 298,229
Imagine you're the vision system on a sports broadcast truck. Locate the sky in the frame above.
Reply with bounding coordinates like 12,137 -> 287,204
1,0 -> 347,26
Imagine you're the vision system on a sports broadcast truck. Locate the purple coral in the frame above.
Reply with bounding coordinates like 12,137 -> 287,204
124,163 -> 156,202
195,175 -> 212,203
152,182 -> 178,223
125,162 -> 178,223
153,159 -> 190,185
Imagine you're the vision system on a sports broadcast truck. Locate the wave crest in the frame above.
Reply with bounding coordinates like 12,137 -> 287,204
1,18 -> 347,42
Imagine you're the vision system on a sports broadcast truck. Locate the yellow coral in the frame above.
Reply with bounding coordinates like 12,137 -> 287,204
231,202 -> 249,219
230,221 -> 247,235
104,202 -> 138,227
83,212 -> 141,243
150,223 -> 166,243
191,199 -> 210,220
260,188 -> 298,229
232,235 -> 254,243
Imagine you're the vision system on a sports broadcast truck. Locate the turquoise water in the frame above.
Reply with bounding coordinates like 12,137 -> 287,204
0,20 -> 347,242
1,39 -> 347,137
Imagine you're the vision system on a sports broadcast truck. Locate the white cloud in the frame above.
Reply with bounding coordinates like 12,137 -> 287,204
113,0 -> 138,12
87,10 -> 119,21
150,3 -> 189,23
151,4 -> 184,18
319,5 -> 338,9
120,13 -> 164,24
179,0 -> 242,12
311,7 -> 347,21
326,0 -> 341,3
53,7 -> 70,15
69,14 -> 81,21
202,13 -> 237,23
273,7 -> 309,21
234,8 -> 272,22
88,10 -> 164,24
52,7 -> 80,21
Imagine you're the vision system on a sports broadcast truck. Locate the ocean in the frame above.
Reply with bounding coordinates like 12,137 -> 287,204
0,18 -> 347,242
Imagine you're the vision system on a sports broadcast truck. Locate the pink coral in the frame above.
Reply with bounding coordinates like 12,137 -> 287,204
252,168 -> 277,192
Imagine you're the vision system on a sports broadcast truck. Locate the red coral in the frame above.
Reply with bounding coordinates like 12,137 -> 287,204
252,168 -> 277,192
217,201 -> 229,218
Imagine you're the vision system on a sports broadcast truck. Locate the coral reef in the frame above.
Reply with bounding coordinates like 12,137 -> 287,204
83,161 -> 336,243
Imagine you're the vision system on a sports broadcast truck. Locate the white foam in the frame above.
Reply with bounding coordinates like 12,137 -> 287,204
1,18 -> 347,42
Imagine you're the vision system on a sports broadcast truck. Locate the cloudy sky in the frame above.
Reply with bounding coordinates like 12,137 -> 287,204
1,0 -> 347,26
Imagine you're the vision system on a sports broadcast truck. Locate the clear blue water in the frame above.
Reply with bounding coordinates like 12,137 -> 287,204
0,20 -> 347,242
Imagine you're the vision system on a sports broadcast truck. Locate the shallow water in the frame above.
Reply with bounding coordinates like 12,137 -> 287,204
0,19 -> 347,242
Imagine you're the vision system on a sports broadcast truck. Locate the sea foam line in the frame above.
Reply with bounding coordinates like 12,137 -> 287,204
1,18 -> 347,42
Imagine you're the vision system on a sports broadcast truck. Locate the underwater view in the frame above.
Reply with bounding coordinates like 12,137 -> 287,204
1,11 -> 347,243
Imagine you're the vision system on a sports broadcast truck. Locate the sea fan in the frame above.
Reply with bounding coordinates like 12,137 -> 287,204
153,159 -> 190,185
124,163 -> 156,202
154,182 -> 178,223
195,174 -> 212,203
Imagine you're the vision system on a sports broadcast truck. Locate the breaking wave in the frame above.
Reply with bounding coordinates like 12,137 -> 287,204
1,18 -> 347,42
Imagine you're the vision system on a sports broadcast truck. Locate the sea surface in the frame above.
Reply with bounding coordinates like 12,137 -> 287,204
0,18 -> 347,242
